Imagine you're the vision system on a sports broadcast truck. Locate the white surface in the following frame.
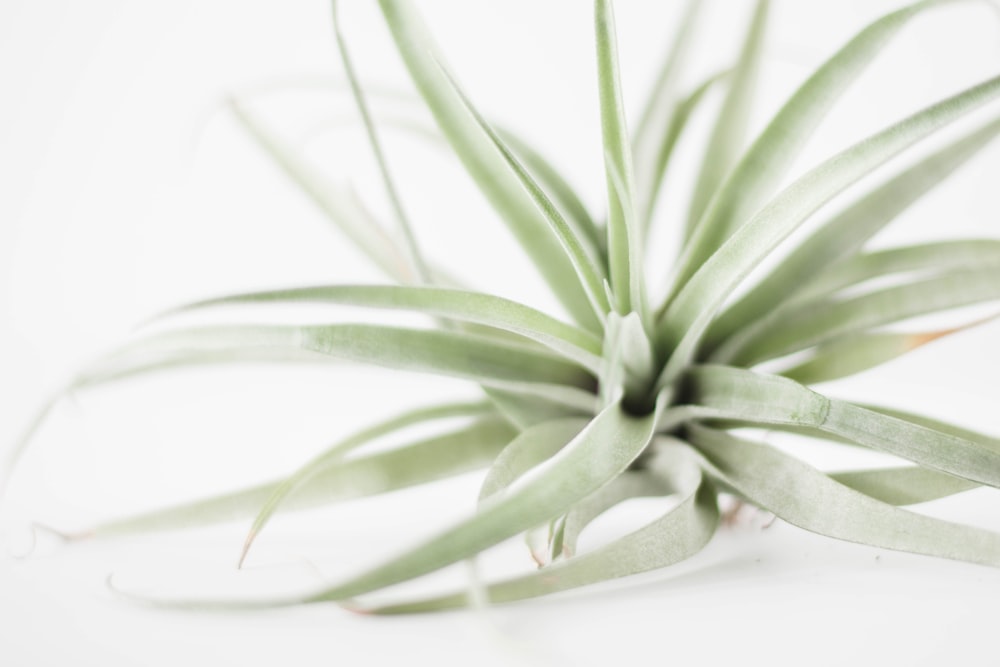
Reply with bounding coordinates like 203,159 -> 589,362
2,1 -> 1000,665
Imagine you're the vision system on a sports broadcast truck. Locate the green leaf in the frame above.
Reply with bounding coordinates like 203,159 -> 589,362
228,100 -> 415,284
632,0 -> 703,229
721,264 -> 1000,366
429,63 -> 612,322
477,418 -> 588,503
707,113 -> 1000,347
685,365 -> 1000,489
481,387 -> 587,429
377,0 -> 601,331
154,284 -> 603,374
829,466 -> 979,506
596,0 -> 643,316
685,0 -> 770,230
797,240 -> 1000,302
497,128 -> 604,260
73,324 -> 595,392
359,442 -> 718,613
599,311 -> 655,407
689,425 -> 1000,567
332,0 -> 431,283
302,395 -> 666,603
779,316 -> 997,384
239,408 -> 514,566
656,75 -> 1000,389
862,403 -> 1000,448
92,415 -> 513,539
559,469 -> 672,558
670,0 -> 952,292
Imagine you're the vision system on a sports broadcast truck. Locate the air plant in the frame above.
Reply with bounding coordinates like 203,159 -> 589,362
7,0 -> 1000,614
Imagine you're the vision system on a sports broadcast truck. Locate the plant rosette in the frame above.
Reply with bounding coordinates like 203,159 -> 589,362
5,0 -> 1000,615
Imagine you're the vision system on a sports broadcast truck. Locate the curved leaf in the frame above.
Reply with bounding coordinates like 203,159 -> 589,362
154,284 -> 603,373
377,0 -> 601,330
74,324 -> 594,392
360,442 -> 717,613
685,365 -> 1000,489
671,0 -> 953,291
302,395 -> 666,603
690,425 -> 1000,567
722,264 -> 1000,365
93,415 -> 513,539
656,76 -> 1000,388
707,114 -> 1000,347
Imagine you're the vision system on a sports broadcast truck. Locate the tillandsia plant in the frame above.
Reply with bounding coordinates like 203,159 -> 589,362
7,0 -> 1000,613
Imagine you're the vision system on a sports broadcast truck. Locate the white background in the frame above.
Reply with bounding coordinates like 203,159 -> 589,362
3,0 -> 1000,665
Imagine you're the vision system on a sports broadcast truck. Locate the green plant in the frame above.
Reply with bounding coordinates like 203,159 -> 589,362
7,0 -> 1000,613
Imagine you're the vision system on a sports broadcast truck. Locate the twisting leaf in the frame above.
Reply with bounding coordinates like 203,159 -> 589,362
301,395 -> 667,603
829,466 -> 979,506
689,425 -> 1000,567
559,470 -> 673,559
358,442 -> 717,613
685,365 -> 1000,489
477,418 -> 589,502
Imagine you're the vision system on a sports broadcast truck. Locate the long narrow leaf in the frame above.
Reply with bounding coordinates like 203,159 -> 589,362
685,0 -> 770,229
632,0 -> 703,230
596,0 -> 643,315
359,442 -> 717,613
73,324 -> 594,392
239,403 -> 500,567
797,240 -> 1000,302
707,113 -> 1000,347
656,76 -> 1000,388
498,128 -> 604,259
431,63 -> 612,321
302,395 -> 666,603
779,316 -> 998,384
377,0 -> 601,330
154,284 -> 603,374
228,100 -> 414,283
829,466 -> 980,506
92,416 -> 514,539
332,0 -> 431,283
671,0 -> 952,291
721,264 -> 1000,365
685,365 -> 1000,489
690,425 -> 1000,567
